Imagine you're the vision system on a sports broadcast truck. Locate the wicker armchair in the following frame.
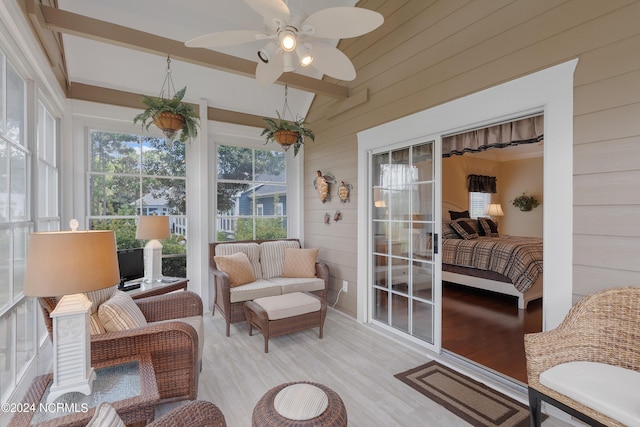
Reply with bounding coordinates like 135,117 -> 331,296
148,401 -> 227,427
38,291 -> 203,403
524,286 -> 640,427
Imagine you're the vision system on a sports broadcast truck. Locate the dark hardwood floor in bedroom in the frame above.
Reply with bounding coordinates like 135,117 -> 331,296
442,282 -> 543,384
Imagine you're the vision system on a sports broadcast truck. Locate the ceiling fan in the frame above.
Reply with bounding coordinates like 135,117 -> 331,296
185,0 -> 384,85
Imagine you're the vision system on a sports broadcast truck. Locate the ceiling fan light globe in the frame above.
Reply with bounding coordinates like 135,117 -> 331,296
300,55 -> 313,66
280,31 -> 297,52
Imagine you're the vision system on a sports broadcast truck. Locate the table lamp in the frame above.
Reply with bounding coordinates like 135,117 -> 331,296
23,220 -> 119,403
135,215 -> 170,283
485,203 -> 505,221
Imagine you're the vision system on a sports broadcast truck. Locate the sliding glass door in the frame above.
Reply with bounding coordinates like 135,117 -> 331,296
370,140 -> 439,349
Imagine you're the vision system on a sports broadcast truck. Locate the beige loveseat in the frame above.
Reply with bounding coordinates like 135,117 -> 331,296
209,239 -> 329,336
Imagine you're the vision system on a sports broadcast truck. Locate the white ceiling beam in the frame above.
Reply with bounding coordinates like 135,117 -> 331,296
32,1 -> 350,100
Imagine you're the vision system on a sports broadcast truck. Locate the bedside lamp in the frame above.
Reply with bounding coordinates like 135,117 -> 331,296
485,203 -> 505,221
23,221 -> 119,403
136,215 -> 170,283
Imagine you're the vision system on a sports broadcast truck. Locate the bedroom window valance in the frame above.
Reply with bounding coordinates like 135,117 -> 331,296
468,174 -> 496,193
442,115 -> 543,158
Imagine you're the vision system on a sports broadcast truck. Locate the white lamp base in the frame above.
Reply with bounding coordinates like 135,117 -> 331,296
48,294 -> 95,403
143,239 -> 163,283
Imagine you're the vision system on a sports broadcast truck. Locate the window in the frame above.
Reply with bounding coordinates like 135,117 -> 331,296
215,145 -> 286,241
0,52 -> 53,404
469,192 -> 491,218
87,130 -> 187,277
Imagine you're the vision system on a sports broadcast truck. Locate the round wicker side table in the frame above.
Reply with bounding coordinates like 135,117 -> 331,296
252,381 -> 347,427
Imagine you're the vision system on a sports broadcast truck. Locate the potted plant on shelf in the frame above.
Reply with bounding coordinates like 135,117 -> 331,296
133,87 -> 200,143
262,111 -> 314,156
511,192 -> 540,211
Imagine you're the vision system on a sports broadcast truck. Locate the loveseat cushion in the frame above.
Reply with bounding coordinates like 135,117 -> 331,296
268,277 -> 326,295
539,361 -> 640,426
215,242 -> 262,279
282,247 -> 319,278
260,240 -> 300,279
229,279 -> 282,303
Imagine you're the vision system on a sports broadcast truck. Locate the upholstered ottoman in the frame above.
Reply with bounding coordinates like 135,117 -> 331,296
243,292 -> 326,353
252,382 -> 347,427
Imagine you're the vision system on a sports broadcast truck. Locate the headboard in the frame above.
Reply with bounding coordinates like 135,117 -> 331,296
442,201 -> 465,223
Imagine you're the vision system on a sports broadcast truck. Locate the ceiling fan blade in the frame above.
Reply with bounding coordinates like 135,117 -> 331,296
302,7 -> 384,39
256,51 -> 284,85
244,0 -> 290,24
309,42 -> 356,81
185,30 -> 270,48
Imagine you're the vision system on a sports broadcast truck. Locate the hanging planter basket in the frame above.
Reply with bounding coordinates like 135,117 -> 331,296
153,111 -> 185,139
274,130 -> 299,149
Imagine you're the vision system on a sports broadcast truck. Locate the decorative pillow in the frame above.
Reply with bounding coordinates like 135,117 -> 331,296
89,313 -> 106,335
98,290 -> 148,332
214,252 -> 256,287
442,221 -> 461,239
450,218 -> 479,240
282,248 -> 319,278
479,217 -> 499,237
449,210 -> 470,220
86,402 -> 125,427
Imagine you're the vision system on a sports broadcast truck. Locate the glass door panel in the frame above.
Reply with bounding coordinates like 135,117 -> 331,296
370,140 -> 437,348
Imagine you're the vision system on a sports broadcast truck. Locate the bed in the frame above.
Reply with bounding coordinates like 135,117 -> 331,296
441,202 -> 543,309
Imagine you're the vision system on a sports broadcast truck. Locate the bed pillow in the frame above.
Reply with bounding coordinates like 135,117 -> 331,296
451,218 -> 479,240
479,217 -> 499,237
214,252 -> 256,287
442,221 -> 462,239
449,210 -> 470,220
282,248 -> 319,278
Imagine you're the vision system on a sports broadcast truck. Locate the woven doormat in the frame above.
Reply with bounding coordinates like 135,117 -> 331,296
395,361 -> 531,427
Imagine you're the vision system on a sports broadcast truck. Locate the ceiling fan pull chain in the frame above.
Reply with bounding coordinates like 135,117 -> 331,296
159,54 -> 176,100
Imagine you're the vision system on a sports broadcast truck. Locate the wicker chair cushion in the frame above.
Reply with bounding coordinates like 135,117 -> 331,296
274,383 -> 329,421
214,252 -> 256,287
86,402 -> 125,427
89,313 -> 106,335
98,290 -> 148,332
260,240 -> 300,279
254,292 -> 321,321
540,361 -> 640,426
282,248 -> 319,278
215,242 -> 263,279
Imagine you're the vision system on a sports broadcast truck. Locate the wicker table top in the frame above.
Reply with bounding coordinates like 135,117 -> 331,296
9,354 -> 159,427
128,277 -> 189,299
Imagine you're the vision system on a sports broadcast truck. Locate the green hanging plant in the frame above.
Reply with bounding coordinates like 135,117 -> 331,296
133,86 -> 200,143
262,110 -> 315,157
511,192 -> 540,211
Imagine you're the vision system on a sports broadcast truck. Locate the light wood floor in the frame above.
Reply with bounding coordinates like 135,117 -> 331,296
158,307 -> 572,427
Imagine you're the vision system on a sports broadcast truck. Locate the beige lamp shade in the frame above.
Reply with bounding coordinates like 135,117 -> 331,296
485,203 -> 505,217
23,230 -> 120,297
136,215 -> 170,240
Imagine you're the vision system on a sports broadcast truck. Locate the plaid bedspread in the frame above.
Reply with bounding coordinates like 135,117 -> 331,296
442,236 -> 543,292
